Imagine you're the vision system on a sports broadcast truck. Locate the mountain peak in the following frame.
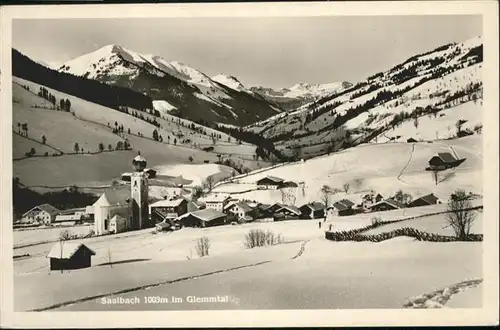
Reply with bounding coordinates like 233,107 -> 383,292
212,73 -> 246,91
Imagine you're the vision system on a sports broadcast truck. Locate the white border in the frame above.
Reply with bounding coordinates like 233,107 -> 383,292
1,2 -> 498,328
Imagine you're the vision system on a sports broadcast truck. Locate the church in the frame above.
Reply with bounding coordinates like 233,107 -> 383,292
92,152 -> 153,235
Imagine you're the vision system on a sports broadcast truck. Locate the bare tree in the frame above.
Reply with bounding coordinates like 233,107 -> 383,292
445,190 -> 477,240
431,168 -> 440,185
343,183 -> 350,194
203,175 -> 215,193
195,236 -> 211,257
280,188 -> 296,206
320,185 -> 332,221
393,189 -> 412,205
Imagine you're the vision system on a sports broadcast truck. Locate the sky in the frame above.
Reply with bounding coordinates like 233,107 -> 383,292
13,15 -> 481,89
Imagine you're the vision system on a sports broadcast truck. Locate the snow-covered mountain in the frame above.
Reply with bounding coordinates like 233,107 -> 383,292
58,45 -> 281,126
36,60 -> 60,70
246,36 -> 483,160
250,81 -> 352,111
211,74 -> 248,92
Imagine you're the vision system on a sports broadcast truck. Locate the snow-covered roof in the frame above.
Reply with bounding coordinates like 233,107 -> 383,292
23,203 -> 60,217
203,194 -> 230,203
46,242 -> 96,259
233,202 -> 253,212
370,198 -> 406,209
134,154 -> 147,163
150,198 -> 186,208
327,199 -> 355,211
275,205 -> 301,215
412,193 -> 439,205
437,152 -> 457,163
93,190 -> 129,207
300,202 -> 325,211
257,176 -> 284,184
189,208 -> 226,222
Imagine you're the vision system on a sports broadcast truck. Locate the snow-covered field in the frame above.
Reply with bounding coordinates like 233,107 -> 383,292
14,225 -> 93,248
14,204 -> 483,311
212,135 -> 482,206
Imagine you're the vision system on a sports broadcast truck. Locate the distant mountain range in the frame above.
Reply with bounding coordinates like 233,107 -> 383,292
54,45 -> 351,126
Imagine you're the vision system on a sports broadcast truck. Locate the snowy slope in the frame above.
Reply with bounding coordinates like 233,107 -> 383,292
246,36 -> 483,156
212,74 -> 248,92
212,135 -> 482,206
152,100 -> 177,115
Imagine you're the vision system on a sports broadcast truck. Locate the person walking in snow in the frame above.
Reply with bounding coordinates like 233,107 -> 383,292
329,224 -> 333,231
318,221 -> 322,229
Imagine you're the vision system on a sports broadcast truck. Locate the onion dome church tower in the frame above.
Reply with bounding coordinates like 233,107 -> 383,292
130,152 -> 150,230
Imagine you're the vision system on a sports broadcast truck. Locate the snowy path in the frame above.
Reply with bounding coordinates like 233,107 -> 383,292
402,278 -> 483,308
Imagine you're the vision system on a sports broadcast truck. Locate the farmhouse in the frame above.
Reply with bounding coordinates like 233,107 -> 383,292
256,176 -> 284,189
225,201 -> 254,220
273,205 -> 301,221
407,137 -> 418,143
93,190 -> 130,236
47,242 -> 96,271
21,204 -> 60,225
203,194 -> 231,212
177,209 -> 226,228
149,197 -> 189,224
326,199 -> 355,217
408,193 -> 440,207
427,152 -> 466,170
299,202 -> 325,219
369,198 -> 406,212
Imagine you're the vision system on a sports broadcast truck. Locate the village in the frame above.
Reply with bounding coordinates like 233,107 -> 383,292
14,147 -> 473,273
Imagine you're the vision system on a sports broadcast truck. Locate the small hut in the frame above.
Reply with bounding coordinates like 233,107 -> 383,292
47,242 -> 96,271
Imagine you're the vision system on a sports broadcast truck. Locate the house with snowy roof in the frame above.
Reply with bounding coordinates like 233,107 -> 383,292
369,198 -> 406,212
256,176 -> 284,189
21,203 -> 60,225
408,193 -> 440,208
299,202 -> 325,219
47,242 -> 96,271
326,199 -> 356,217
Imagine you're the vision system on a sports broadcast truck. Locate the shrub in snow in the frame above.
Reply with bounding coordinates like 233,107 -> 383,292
195,236 -> 211,257
244,229 -> 283,249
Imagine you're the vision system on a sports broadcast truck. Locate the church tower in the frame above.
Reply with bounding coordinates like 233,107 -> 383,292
130,152 -> 149,230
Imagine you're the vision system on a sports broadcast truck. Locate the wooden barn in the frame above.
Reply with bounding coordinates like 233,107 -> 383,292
408,193 -> 440,208
369,198 -> 406,212
427,152 -> 466,170
47,242 -> 96,271
299,202 -> 325,219
273,205 -> 301,221
256,176 -> 284,189
326,199 -> 355,217
149,197 -> 189,224
177,209 -> 227,228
